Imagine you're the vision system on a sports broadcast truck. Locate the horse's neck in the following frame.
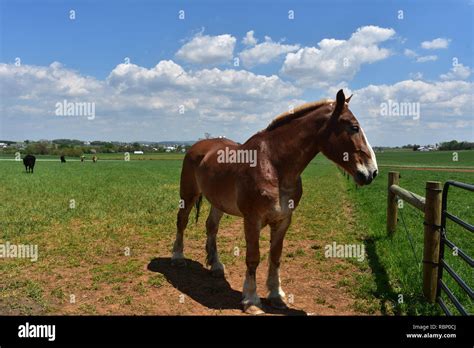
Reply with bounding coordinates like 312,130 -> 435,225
264,118 -> 321,186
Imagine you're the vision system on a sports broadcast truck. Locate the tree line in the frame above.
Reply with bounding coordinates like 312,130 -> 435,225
0,139 -> 189,157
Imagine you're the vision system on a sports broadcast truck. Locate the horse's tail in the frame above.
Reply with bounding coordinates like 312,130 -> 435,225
195,194 -> 203,224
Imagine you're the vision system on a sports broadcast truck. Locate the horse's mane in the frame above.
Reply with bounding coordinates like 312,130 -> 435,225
265,99 -> 333,131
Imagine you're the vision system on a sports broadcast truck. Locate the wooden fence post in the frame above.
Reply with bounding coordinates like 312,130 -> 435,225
423,181 -> 442,302
387,171 -> 400,235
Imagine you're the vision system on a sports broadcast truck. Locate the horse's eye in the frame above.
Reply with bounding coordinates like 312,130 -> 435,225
350,125 -> 359,133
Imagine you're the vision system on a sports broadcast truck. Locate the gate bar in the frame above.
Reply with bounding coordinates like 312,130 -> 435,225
439,259 -> 474,299
437,297 -> 452,316
444,211 -> 474,232
443,237 -> 474,267
438,280 -> 468,315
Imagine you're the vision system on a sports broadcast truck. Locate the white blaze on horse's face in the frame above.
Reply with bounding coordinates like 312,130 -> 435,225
355,127 -> 378,185
325,90 -> 378,186
323,95 -> 378,185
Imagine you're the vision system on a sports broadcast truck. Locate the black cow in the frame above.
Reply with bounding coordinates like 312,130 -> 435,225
23,154 -> 36,173
60,155 -> 66,163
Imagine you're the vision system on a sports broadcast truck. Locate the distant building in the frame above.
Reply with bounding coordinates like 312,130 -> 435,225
417,145 -> 436,152
134,151 -> 144,155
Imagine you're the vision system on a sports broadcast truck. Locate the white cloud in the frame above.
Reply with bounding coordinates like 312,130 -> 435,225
408,72 -> 423,80
347,77 -> 473,145
242,30 -> 257,46
421,38 -> 450,50
0,61 -> 103,99
354,79 -> 472,116
416,55 -> 438,63
40,60 -> 299,104
175,33 -> 236,65
350,78 -> 473,127
404,48 -> 438,63
404,49 -> 418,58
239,34 -> 300,67
440,63 -> 471,80
281,26 -> 395,87
0,61 -> 302,141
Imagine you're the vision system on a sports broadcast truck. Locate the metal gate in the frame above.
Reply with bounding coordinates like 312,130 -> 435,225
437,181 -> 474,315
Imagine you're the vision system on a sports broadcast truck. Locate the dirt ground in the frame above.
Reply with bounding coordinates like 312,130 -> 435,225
3,217 -> 371,316
1,166 -> 375,316
142,221 -> 362,316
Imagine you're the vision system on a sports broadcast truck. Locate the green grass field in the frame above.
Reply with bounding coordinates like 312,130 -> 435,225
348,150 -> 473,316
347,167 -> 473,315
0,150 -> 472,315
375,149 -> 474,168
0,152 -> 185,161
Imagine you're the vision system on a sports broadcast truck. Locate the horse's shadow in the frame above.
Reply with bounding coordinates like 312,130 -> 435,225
147,257 -> 307,315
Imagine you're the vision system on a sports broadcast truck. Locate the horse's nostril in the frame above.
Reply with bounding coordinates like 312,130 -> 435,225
356,171 -> 366,182
373,170 -> 378,179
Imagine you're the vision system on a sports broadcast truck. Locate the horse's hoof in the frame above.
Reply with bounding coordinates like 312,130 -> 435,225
269,296 -> 288,310
210,268 -> 225,278
243,304 -> 265,315
171,258 -> 186,267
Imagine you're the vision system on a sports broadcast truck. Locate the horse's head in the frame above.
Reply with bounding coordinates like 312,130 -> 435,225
319,89 -> 378,186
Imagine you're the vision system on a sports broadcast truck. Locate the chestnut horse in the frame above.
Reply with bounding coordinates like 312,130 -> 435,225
171,90 -> 378,314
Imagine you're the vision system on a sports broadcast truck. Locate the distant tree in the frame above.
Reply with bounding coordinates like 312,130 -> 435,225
439,140 -> 474,150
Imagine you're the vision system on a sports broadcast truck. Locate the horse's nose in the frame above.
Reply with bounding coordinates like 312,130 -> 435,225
372,170 -> 378,179
355,170 -> 368,184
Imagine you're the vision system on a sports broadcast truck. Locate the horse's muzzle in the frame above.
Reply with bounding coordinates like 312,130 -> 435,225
355,169 -> 377,185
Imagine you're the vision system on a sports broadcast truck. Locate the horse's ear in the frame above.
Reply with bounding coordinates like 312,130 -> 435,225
345,94 -> 353,103
332,89 -> 345,117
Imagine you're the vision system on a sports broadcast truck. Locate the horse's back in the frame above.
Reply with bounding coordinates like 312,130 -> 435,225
184,138 -> 238,166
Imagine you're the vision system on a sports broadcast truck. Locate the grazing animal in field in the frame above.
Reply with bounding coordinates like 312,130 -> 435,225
92,156 -> 97,163
23,154 -> 36,173
171,90 -> 378,314
80,155 -> 85,162
60,155 -> 66,163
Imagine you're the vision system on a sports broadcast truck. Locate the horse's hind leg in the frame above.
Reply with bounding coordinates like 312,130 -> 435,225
205,206 -> 225,277
171,159 -> 200,267
242,217 -> 264,315
266,215 -> 291,309
171,194 -> 198,266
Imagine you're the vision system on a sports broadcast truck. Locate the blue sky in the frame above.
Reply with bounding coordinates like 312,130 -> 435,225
1,0 -> 473,145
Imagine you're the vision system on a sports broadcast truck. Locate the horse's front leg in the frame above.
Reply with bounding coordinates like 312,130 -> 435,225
242,217 -> 263,315
267,215 -> 291,309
